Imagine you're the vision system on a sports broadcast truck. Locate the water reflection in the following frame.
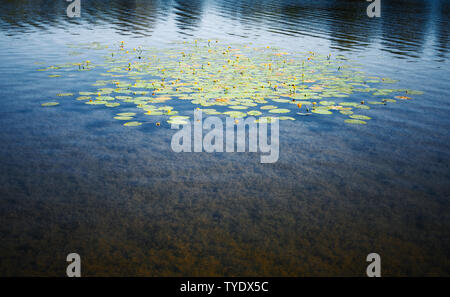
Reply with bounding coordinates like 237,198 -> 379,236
380,0 -> 430,58
173,0 -> 205,35
434,0 -> 449,60
0,0 -> 447,59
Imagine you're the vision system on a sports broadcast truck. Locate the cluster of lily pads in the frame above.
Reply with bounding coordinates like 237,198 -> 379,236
39,40 -> 423,126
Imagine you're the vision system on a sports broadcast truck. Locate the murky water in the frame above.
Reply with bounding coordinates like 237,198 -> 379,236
0,0 -> 449,276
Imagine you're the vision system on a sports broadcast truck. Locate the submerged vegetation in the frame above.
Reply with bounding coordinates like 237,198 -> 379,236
38,40 -> 423,126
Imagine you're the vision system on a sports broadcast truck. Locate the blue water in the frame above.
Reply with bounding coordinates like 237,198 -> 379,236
0,0 -> 449,276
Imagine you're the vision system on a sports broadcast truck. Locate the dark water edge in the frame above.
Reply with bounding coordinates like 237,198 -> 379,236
0,0 -> 449,276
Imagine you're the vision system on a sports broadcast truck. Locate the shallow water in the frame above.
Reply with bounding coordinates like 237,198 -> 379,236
0,0 -> 449,276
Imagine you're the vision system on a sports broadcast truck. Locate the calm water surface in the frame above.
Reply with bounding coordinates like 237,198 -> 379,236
0,0 -> 449,276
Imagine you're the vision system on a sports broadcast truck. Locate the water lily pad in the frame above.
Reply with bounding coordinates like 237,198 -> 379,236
272,98 -> 290,103
247,110 -> 262,116
86,100 -> 107,105
350,115 -> 371,120
312,109 -> 332,115
354,105 -> 370,110
255,117 -> 278,123
228,105 -> 249,110
260,105 -> 278,110
114,116 -> 133,120
117,112 -> 136,116
41,102 -> 59,107
168,116 -> 189,125
345,119 -> 367,124
56,93 -> 74,97
319,101 -> 336,106
223,111 -> 247,118
123,121 -> 142,127
268,108 -> 290,114
201,109 -> 221,115
405,90 -> 423,95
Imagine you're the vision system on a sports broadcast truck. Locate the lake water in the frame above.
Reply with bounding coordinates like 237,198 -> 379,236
0,0 -> 449,276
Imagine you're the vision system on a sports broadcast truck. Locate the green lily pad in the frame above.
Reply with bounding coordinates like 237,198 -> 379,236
117,112 -> 136,116
77,96 -> 91,101
268,108 -> 290,114
319,101 -> 336,106
312,109 -> 332,115
123,121 -> 142,127
223,111 -> 247,118
255,117 -> 278,123
228,105 -> 249,110
114,116 -> 134,120
41,102 -> 59,107
260,105 -> 278,110
247,110 -> 262,116
350,115 -> 371,120
345,119 -> 367,125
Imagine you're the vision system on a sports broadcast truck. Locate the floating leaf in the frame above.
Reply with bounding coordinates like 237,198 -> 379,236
268,108 -> 290,114
77,96 -> 91,101
117,112 -> 136,117
345,119 -> 367,124
395,96 -> 412,100
168,116 -> 189,125
247,110 -> 262,116
272,98 -> 290,103
312,109 -> 332,115
319,101 -> 336,106
223,111 -> 247,118
260,105 -> 278,110
350,115 -> 371,120
114,116 -> 133,120
41,102 -> 59,107
123,121 -> 142,127
405,90 -> 423,95
255,117 -> 278,123
228,105 -> 249,110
